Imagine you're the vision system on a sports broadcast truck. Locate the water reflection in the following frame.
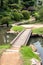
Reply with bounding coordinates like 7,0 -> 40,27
29,37 -> 43,47
28,37 -> 43,65
0,27 -> 17,44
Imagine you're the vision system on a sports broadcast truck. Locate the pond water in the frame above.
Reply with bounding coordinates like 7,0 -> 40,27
0,27 -> 17,45
28,37 -> 43,65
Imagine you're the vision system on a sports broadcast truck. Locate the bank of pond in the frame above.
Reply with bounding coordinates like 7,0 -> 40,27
0,26 -> 43,65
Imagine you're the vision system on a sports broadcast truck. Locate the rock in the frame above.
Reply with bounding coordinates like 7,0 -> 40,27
34,52 -> 40,56
31,58 -> 41,65
7,30 -> 15,34
30,44 -> 37,52
42,35 -> 43,38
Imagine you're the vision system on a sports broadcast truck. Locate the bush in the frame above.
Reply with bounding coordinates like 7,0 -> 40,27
8,4 -> 20,9
1,16 -> 11,24
0,15 -> 3,19
39,7 -> 43,21
12,12 -> 23,21
13,9 -> 18,12
22,10 -> 30,19
34,12 -> 40,20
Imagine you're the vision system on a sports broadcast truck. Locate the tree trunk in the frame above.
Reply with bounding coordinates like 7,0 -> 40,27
1,0 -> 3,8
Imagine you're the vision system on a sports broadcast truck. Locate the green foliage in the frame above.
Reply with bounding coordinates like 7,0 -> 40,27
0,0 -> 3,8
33,12 -> 40,20
20,46 -> 40,60
8,0 -> 20,4
13,9 -> 18,12
8,4 -> 20,9
23,0 -> 35,2
12,12 -> 23,21
11,26 -> 24,32
22,0 -> 36,8
0,15 -> 3,19
1,16 -> 11,24
22,1 -> 34,7
0,11 -> 11,17
0,44 -> 11,55
22,10 -> 30,19
39,7 -> 43,21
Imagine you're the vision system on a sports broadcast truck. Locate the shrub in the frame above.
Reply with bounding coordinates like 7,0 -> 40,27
22,10 -> 30,19
13,9 -> 18,12
33,12 -> 40,20
0,15 -> 3,19
12,12 -> 23,21
8,4 -> 20,9
0,11 -> 11,17
1,16 -> 11,24
39,7 -> 43,21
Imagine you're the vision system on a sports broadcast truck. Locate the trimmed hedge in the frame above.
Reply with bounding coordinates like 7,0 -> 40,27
22,10 -> 30,19
12,12 -> 23,21
39,7 -> 43,21
33,12 -> 40,20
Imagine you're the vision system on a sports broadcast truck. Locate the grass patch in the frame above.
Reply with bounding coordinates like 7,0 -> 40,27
11,26 -> 25,32
0,44 -> 11,49
0,44 -> 11,55
20,46 -> 40,65
32,27 -> 43,34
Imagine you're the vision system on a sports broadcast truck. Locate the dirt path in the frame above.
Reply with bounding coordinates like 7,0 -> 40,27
21,24 -> 43,29
0,47 -> 22,65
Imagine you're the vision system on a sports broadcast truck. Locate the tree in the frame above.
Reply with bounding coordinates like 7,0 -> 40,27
39,7 -> 43,21
22,0 -> 37,8
8,0 -> 20,4
0,0 -> 3,8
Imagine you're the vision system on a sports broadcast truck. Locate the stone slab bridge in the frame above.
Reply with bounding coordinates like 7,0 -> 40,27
11,29 -> 32,48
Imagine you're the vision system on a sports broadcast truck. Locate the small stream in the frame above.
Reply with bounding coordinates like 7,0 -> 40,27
28,37 -> 43,65
0,27 -> 17,45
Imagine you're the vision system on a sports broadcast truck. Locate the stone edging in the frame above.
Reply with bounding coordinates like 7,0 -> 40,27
31,33 -> 43,38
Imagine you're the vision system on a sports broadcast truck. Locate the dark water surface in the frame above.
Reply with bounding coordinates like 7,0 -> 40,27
28,37 -> 43,65
0,27 -> 17,44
